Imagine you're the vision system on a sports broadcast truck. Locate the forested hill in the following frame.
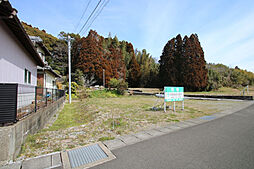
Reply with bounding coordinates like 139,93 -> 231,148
22,22 -> 68,75
21,22 -> 158,87
206,63 -> 254,90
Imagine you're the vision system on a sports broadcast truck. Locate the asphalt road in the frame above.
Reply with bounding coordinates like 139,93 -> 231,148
94,103 -> 254,169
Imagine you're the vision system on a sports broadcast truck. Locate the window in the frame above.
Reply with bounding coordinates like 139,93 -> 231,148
28,71 -> 31,84
24,69 -> 27,83
24,69 -> 31,84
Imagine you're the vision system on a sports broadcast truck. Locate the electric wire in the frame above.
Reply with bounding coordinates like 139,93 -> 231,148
78,0 -> 102,35
82,0 -> 109,36
74,0 -> 92,33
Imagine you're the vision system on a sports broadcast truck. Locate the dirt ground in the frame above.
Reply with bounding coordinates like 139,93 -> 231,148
19,95 -> 251,159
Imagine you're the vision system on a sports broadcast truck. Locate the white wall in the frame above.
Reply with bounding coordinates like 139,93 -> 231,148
0,20 -> 37,86
45,71 -> 57,89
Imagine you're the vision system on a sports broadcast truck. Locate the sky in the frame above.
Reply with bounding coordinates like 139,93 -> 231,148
11,0 -> 254,72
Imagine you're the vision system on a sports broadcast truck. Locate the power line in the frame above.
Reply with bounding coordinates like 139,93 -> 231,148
81,0 -> 106,34
78,0 -> 102,35
74,0 -> 92,33
82,0 -> 109,36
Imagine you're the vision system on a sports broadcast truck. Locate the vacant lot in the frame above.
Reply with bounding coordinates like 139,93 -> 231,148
19,95 -> 248,159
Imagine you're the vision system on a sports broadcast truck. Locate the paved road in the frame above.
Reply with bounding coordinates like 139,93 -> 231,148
94,103 -> 254,169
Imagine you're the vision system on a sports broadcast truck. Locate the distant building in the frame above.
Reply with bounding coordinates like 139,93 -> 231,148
37,66 -> 61,89
29,36 -> 61,89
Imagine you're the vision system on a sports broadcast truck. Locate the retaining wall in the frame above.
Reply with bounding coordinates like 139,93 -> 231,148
0,97 -> 65,166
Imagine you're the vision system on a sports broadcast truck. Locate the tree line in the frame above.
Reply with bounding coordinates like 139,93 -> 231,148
71,30 -> 158,88
22,22 -> 254,91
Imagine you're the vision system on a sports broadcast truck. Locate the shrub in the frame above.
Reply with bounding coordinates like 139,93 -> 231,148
56,82 -> 63,89
65,93 -> 78,100
65,82 -> 79,95
109,78 -> 119,88
117,80 -> 128,95
109,78 -> 128,95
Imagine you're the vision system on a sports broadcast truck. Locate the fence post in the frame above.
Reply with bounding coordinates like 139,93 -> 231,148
35,86 -> 37,112
52,88 -> 54,102
46,88 -> 47,106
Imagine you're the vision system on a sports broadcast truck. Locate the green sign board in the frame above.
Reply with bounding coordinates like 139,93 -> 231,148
164,86 -> 184,102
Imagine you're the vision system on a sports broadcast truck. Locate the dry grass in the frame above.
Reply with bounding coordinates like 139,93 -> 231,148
19,95 -> 247,159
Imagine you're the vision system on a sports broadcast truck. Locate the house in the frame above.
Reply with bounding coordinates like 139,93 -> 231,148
0,1 -> 44,86
0,0 -> 46,122
0,0 -> 66,126
29,36 -> 61,89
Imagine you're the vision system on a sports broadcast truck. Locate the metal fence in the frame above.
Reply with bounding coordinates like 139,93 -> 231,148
0,83 -> 65,124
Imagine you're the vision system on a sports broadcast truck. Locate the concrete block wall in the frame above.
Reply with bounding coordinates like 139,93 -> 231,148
0,97 -> 65,166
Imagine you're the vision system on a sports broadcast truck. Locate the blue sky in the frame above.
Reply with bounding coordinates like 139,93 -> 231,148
11,0 -> 254,72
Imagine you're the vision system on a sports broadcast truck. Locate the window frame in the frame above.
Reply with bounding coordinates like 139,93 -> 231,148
24,69 -> 32,84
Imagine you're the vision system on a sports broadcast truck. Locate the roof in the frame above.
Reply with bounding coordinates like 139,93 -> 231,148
0,1 -> 44,67
37,66 -> 61,78
30,36 -> 51,56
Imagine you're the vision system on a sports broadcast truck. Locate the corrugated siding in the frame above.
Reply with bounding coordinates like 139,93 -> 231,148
0,83 -> 17,123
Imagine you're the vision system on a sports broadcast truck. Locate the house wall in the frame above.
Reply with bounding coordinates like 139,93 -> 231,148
0,20 -> 37,86
45,71 -> 57,89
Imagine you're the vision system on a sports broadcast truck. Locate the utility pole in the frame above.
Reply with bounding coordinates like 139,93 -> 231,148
103,69 -> 105,87
68,35 -> 72,103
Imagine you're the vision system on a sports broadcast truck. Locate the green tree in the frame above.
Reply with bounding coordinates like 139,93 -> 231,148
127,56 -> 141,87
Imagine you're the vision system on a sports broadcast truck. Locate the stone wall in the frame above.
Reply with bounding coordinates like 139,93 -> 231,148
0,97 -> 65,166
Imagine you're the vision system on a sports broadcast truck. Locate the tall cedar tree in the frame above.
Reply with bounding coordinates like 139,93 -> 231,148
72,30 -> 126,86
73,30 -> 108,85
124,42 -> 141,87
159,34 -> 207,91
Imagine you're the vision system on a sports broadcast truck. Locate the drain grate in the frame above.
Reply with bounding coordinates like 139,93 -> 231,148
200,115 -> 216,120
67,144 -> 108,168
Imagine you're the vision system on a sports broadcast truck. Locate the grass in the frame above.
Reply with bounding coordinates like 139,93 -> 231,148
88,89 -> 120,98
19,94 -> 246,159
45,102 -> 97,131
98,136 -> 115,141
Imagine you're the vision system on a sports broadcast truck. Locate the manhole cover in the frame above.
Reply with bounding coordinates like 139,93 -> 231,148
68,144 -> 108,168
200,116 -> 216,120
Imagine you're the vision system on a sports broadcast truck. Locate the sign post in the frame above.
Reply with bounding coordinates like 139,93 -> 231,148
164,86 -> 184,112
